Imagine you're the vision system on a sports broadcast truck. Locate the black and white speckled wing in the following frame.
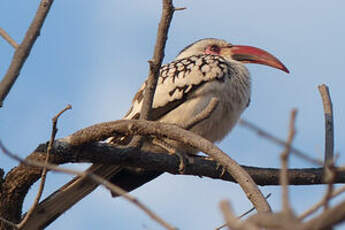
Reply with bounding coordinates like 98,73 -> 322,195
124,54 -> 232,121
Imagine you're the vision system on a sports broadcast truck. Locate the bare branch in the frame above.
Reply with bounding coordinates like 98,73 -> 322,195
299,184 -> 345,220
17,105 -> 71,229
301,198 -> 345,230
0,0 -> 55,107
130,0 -> 175,147
0,142 -> 177,230
0,27 -> 18,49
318,84 -> 334,165
0,217 -> 17,230
239,119 -> 322,166
280,109 -> 297,214
216,194 -> 271,230
67,119 -> 271,212
219,200 -> 260,230
140,0 -> 175,121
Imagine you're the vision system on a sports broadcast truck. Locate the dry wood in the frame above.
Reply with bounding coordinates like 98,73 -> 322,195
0,0 -> 55,107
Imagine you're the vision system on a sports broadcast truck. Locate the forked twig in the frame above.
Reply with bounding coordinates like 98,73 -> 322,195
17,105 -> 71,229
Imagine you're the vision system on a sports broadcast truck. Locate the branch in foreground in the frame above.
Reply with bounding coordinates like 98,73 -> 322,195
0,142 -> 176,230
280,109 -> 297,214
1,138 -> 345,227
0,0 -> 54,107
131,0 -> 176,146
66,119 -> 270,212
17,105 -> 71,229
140,0 -> 175,120
0,119 -> 271,226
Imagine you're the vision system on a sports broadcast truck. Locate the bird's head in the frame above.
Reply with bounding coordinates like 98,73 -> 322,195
176,38 -> 289,73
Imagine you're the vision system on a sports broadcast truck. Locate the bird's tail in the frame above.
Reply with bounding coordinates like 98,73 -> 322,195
21,164 -> 122,230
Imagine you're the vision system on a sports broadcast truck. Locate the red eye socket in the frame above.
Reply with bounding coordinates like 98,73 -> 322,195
205,45 -> 221,55
210,45 -> 220,52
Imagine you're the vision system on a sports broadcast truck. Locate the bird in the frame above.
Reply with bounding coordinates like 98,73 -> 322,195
23,38 -> 289,228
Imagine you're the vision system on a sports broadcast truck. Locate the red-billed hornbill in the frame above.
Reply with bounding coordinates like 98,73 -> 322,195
27,38 -> 288,227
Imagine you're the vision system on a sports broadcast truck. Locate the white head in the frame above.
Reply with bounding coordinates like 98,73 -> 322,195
176,38 -> 289,73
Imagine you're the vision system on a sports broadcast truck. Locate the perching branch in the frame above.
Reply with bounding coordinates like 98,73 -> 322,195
0,142 -> 176,230
66,119 -> 271,212
0,0 -> 55,107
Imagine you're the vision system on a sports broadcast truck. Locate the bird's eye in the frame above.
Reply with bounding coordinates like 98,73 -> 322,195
205,45 -> 221,55
210,45 -> 220,53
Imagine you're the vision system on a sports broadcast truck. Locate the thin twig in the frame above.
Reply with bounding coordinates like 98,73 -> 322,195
239,119 -> 322,166
0,27 -> 19,49
0,0 -> 55,107
318,84 -> 334,165
239,193 -> 272,219
219,200 -> 260,230
219,200 -> 242,230
0,216 -> 18,229
280,109 -> 297,214
215,193 -> 271,230
130,0 -> 175,147
299,184 -> 345,220
140,0 -> 175,120
17,105 -> 71,229
0,141 -> 176,230
318,85 -> 335,219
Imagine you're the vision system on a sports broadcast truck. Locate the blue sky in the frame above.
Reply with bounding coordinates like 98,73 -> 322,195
1,1 -> 345,229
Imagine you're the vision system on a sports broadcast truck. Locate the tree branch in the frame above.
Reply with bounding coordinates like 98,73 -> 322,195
318,84 -> 334,165
0,27 -> 18,49
17,105 -> 71,229
280,109 -> 297,214
0,0 -> 54,107
65,119 -> 271,212
0,142 -> 176,230
130,0 -> 176,147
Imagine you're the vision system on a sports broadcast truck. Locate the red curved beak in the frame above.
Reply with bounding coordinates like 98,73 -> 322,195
230,45 -> 289,73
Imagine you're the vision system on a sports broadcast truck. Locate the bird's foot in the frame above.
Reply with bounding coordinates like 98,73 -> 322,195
216,161 -> 227,178
152,138 -> 192,173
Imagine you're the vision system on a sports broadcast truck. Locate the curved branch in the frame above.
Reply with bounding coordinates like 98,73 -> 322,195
65,119 -> 271,212
2,133 -> 345,225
